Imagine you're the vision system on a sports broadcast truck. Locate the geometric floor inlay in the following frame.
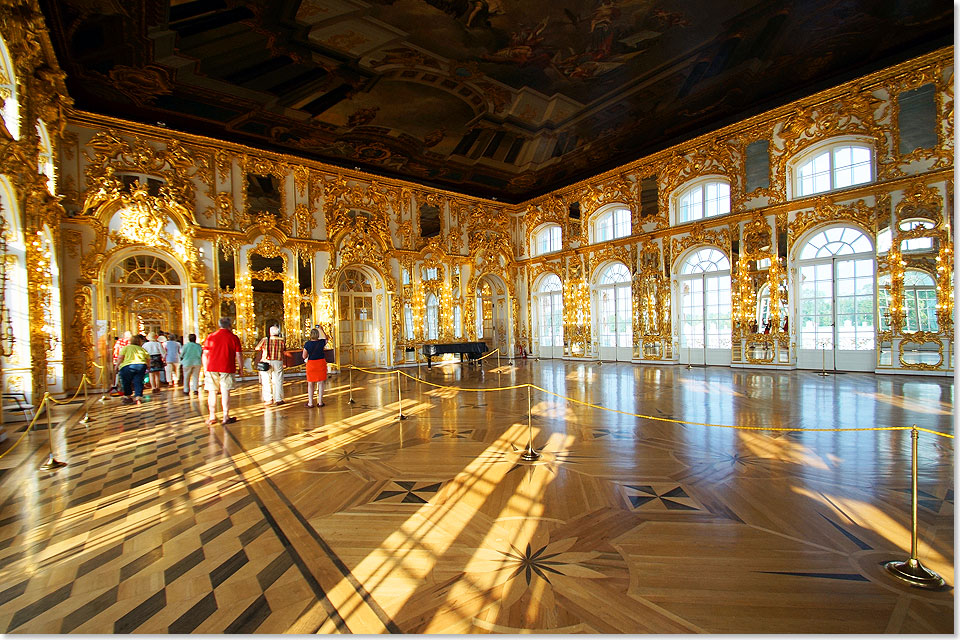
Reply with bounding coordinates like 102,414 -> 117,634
623,484 -> 701,511
373,480 -> 444,504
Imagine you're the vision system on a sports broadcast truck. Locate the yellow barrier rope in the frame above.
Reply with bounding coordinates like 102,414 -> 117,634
0,393 -> 49,461
474,348 -> 500,362
45,376 -> 90,405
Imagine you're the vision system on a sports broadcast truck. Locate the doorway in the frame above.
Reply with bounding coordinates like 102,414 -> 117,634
534,274 -> 563,358
593,262 -> 632,361
796,226 -> 875,372
337,268 -> 383,366
676,248 -> 732,366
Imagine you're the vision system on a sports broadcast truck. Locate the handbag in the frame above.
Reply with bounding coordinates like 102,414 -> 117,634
256,361 -> 271,372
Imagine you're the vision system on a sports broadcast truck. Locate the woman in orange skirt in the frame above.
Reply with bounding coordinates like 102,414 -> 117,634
302,327 -> 328,407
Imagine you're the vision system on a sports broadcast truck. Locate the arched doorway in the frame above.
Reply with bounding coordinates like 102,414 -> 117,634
475,274 -> 508,353
796,225 -> 875,371
337,267 -> 386,366
106,253 -> 185,337
593,262 -> 632,361
533,274 -> 563,359
676,248 -> 732,366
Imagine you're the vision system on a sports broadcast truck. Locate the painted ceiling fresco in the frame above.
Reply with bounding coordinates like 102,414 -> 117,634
40,0 -> 953,201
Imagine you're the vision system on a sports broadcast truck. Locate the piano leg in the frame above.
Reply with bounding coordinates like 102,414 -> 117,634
426,354 -> 433,369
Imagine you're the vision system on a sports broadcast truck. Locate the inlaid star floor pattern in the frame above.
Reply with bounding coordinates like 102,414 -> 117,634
0,362 -> 952,633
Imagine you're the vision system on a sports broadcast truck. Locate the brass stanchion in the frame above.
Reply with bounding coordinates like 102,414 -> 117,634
519,384 -> 540,461
396,370 -> 407,421
39,394 -> 67,471
79,376 -> 90,424
884,425 -> 945,589
818,340 -> 830,376
347,366 -> 355,404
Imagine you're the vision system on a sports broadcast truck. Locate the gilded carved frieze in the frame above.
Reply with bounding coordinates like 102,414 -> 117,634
324,175 -> 393,247
885,61 -> 953,170
787,198 -> 874,247
293,203 -> 316,237
771,90 -> 887,197
82,130 -> 199,214
670,222 -> 731,265
68,285 -> 94,380
568,175 -> 636,242
659,139 -> 744,217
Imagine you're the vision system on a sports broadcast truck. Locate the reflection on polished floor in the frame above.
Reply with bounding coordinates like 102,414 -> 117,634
0,361 -> 952,634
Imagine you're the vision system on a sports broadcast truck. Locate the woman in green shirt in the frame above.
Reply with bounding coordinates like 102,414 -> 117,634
180,333 -> 203,395
118,335 -> 149,403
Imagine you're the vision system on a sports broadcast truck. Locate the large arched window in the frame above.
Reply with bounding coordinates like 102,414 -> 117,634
0,36 -> 20,140
534,274 -> 563,358
403,302 -> 415,340
593,262 -> 632,361
675,178 -> 730,224
792,142 -> 873,198
676,248 -> 731,365
796,225 -> 875,371
425,293 -> 439,340
533,224 -> 561,255
591,207 -> 631,243
37,121 -> 55,195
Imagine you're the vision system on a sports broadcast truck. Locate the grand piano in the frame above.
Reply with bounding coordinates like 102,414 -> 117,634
421,342 -> 488,368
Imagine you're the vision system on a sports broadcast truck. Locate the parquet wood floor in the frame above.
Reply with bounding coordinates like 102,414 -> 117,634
0,361 -> 952,633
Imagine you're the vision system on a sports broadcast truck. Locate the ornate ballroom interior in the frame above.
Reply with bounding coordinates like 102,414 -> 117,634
0,0 -> 952,634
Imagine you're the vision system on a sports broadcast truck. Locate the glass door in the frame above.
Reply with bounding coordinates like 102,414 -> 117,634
797,227 -> 875,372
676,248 -> 731,365
535,275 -> 564,358
595,263 -> 632,361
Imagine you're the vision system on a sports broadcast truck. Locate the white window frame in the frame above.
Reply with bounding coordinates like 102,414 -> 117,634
533,224 -> 562,256
672,176 -> 731,225
788,138 -> 874,199
590,206 -> 631,244
37,120 -> 55,195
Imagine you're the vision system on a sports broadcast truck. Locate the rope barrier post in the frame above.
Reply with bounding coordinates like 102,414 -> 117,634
347,366 -> 355,404
39,394 -> 67,471
818,340 -> 830,377
883,425 -> 945,589
396,370 -> 407,421
519,384 -> 540,461
79,377 -> 90,424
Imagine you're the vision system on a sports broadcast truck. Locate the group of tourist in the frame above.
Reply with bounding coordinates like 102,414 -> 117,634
110,319 -> 331,424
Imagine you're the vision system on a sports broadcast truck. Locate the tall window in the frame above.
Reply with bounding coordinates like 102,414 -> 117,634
794,144 -> 872,197
592,207 -> 631,243
453,304 -> 462,338
37,121 -> 55,195
425,293 -> 439,340
676,179 -> 730,224
403,303 -> 414,340
534,224 -> 561,255
535,274 -> 563,356
0,36 -> 19,140
594,262 -> 632,360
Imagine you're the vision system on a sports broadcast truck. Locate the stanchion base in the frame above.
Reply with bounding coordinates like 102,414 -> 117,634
397,414 -> 408,421
817,372 -> 830,377
98,395 -> 106,403
519,444 -> 541,462
80,414 -> 90,424
40,454 -> 67,471
884,558 -> 946,589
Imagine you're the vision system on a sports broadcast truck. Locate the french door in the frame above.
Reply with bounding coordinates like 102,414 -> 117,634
535,288 -> 563,358
797,257 -> 875,371
678,273 -> 732,365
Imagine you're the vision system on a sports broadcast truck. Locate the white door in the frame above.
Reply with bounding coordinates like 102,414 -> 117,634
677,248 -> 732,366
797,227 -> 875,372
535,276 -> 564,358
338,268 -> 379,366
595,263 -> 633,361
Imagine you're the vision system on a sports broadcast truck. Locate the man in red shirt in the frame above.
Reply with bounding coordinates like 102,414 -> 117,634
202,317 -> 243,425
